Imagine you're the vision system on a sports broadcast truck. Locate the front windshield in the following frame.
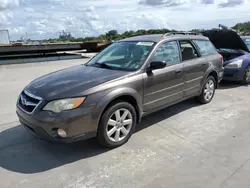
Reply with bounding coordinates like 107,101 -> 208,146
87,41 -> 155,71
243,38 -> 250,50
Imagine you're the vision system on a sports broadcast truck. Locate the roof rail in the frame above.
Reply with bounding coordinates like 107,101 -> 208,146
163,32 -> 202,37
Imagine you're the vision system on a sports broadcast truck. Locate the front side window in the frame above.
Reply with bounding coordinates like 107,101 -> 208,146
87,41 -> 155,71
150,41 -> 180,65
179,41 -> 199,61
193,40 -> 218,56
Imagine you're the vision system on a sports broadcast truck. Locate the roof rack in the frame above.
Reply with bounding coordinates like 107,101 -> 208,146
163,32 -> 202,37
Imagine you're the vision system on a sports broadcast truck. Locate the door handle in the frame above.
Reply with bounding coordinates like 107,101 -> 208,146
175,70 -> 182,74
201,63 -> 206,67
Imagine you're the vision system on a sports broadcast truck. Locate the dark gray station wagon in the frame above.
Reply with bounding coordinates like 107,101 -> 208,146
17,32 -> 224,148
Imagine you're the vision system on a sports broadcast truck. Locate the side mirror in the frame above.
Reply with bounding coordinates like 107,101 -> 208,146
149,61 -> 167,71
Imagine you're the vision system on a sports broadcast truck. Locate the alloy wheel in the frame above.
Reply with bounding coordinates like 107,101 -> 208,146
106,108 -> 133,142
204,79 -> 215,101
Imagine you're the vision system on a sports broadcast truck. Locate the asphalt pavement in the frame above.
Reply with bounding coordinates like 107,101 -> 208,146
0,59 -> 250,188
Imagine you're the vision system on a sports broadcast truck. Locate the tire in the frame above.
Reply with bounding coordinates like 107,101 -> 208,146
241,66 -> 250,85
97,101 -> 137,148
197,76 -> 216,104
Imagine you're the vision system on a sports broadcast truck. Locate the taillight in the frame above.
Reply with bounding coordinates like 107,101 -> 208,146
219,54 -> 224,66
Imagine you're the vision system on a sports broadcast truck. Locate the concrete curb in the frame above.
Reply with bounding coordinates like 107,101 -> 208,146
0,55 -> 84,65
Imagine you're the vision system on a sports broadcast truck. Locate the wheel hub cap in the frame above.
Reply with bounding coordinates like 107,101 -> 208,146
116,122 -> 123,128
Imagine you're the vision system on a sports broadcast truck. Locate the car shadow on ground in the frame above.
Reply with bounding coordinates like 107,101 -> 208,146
0,99 -> 199,174
218,80 -> 248,90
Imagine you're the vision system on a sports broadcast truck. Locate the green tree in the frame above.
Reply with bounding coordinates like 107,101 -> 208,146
41,21 -> 250,44
232,22 -> 250,34
106,30 -> 119,41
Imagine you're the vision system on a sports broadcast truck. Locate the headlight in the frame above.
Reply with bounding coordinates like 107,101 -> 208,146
43,97 -> 86,113
225,60 -> 243,68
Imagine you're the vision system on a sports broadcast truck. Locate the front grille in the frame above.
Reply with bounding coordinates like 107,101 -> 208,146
18,90 -> 43,114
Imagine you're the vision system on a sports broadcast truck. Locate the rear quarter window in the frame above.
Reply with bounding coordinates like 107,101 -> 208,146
193,40 -> 218,56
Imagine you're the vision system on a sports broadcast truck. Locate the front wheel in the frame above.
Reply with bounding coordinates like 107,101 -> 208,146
241,66 -> 250,85
197,76 -> 216,104
97,102 -> 136,148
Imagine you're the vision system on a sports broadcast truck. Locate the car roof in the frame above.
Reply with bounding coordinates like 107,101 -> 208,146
120,33 -> 209,43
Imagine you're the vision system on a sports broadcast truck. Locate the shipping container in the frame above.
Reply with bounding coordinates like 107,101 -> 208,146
0,30 -> 10,45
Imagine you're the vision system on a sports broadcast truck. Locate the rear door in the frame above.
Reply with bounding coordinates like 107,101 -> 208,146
179,40 -> 209,98
143,41 -> 184,112
193,39 -> 222,68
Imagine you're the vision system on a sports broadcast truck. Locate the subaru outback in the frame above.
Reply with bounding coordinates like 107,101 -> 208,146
16,32 -> 224,148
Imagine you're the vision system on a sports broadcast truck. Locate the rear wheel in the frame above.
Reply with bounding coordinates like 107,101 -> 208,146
241,66 -> 250,85
197,76 -> 216,104
97,102 -> 136,148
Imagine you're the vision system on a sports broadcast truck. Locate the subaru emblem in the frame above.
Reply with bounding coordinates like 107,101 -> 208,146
21,98 -> 27,106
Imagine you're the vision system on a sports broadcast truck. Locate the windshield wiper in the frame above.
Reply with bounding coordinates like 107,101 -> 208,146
94,62 -> 114,70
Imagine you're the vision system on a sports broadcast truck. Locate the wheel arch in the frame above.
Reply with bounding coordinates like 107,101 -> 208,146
95,88 -> 143,128
242,59 -> 250,69
207,71 -> 218,88
202,68 -> 219,89
241,61 -> 250,84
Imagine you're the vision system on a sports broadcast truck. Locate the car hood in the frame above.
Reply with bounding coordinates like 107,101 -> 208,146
202,30 -> 249,52
25,65 -> 130,100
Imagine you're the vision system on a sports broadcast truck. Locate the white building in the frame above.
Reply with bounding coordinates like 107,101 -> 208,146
0,30 -> 10,45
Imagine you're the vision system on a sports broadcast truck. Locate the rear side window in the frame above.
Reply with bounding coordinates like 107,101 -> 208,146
193,40 -> 217,56
179,41 -> 199,61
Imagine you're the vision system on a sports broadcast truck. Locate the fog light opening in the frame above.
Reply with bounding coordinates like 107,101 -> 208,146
57,129 -> 67,138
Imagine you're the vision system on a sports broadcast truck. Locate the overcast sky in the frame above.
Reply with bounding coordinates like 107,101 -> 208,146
0,0 -> 250,40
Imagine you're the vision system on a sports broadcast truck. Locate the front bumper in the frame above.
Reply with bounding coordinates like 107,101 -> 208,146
223,68 -> 245,81
16,105 -> 97,143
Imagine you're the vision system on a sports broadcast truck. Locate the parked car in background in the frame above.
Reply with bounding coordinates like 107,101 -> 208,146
16,32 -> 224,148
202,30 -> 250,84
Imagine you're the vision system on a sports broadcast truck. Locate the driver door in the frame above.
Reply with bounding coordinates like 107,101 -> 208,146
143,41 -> 184,112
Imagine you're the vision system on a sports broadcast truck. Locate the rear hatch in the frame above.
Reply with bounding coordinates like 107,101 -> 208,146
202,30 -> 250,52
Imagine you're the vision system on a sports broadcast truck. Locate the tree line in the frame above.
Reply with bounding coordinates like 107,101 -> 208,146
43,21 -> 250,43
232,21 -> 250,34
